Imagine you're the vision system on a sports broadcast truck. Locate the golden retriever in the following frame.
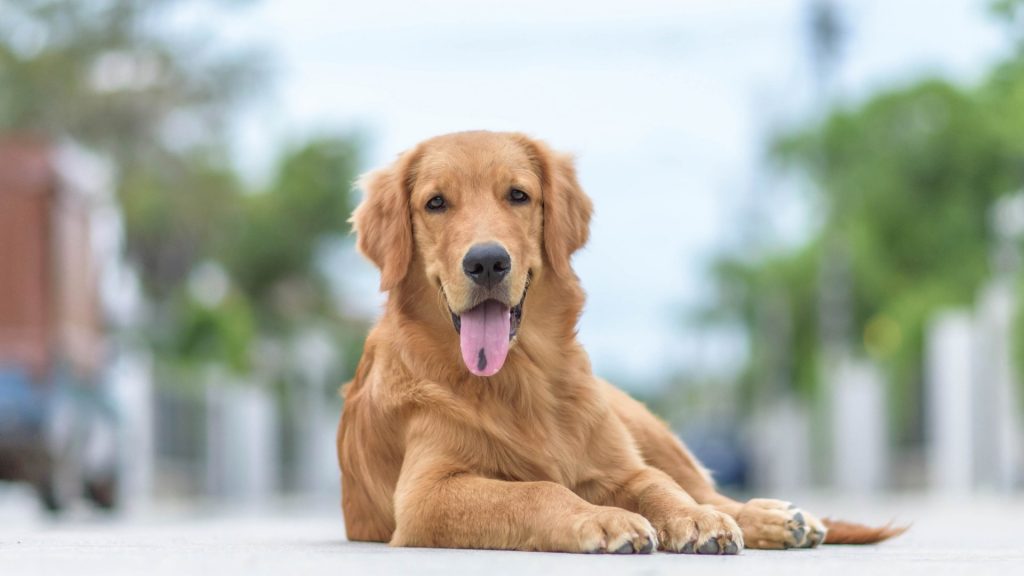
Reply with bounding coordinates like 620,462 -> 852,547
338,131 -> 903,554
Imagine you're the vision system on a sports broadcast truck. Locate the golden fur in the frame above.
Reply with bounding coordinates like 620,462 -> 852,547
338,131 -> 903,553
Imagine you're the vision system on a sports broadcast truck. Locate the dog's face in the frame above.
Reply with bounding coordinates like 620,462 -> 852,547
353,131 -> 592,377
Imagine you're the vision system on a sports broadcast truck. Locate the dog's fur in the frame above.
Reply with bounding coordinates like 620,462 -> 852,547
338,131 -> 904,553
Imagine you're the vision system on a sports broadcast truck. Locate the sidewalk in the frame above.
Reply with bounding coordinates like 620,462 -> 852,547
1,492 -> 1021,575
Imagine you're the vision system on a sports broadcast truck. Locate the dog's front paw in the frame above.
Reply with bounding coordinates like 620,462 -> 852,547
656,505 -> 743,555
568,507 -> 657,554
734,498 -> 827,549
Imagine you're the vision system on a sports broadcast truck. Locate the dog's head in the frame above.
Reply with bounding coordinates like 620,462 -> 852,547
352,131 -> 592,377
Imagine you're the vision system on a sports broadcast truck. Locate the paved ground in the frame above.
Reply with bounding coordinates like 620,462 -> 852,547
1,490 -> 1022,575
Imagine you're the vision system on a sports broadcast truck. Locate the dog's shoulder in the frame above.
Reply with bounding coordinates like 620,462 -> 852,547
344,322 -> 462,417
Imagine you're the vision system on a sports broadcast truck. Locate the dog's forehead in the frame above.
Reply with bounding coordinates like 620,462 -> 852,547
414,133 -> 536,187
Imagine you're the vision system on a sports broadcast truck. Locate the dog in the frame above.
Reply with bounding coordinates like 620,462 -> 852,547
337,131 -> 904,554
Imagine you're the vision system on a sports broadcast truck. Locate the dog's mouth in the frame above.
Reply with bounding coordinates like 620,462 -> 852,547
446,273 -> 531,377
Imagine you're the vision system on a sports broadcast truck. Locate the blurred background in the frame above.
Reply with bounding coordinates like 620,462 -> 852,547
2,0 -> 1024,519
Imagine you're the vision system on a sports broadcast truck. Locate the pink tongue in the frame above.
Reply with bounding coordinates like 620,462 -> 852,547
459,300 -> 511,377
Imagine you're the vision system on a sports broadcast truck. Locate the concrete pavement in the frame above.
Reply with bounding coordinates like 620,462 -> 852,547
1,491 -> 1022,575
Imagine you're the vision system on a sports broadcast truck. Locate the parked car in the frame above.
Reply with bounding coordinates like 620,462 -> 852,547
0,365 -> 119,511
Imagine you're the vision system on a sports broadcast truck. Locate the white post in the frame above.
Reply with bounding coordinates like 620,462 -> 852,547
291,330 -> 338,495
832,357 -> 887,493
926,311 -> 974,493
973,282 -> 1021,492
750,397 -> 812,493
205,369 -> 279,504
109,347 -> 154,511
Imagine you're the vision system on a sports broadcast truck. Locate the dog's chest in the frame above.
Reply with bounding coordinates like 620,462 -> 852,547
459,385 -> 601,488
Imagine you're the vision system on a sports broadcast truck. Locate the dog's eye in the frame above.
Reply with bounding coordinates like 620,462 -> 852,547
426,195 -> 447,212
509,188 -> 529,204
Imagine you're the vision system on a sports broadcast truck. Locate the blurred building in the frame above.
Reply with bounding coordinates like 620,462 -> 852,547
0,137 -> 118,511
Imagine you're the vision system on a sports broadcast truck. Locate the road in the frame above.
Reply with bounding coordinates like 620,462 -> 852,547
1,490 -> 1022,575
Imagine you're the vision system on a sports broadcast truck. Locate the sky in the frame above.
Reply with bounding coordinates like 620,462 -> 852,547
203,0 -> 1009,388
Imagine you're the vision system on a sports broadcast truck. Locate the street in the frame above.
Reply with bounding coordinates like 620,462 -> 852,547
2,490 -> 1022,575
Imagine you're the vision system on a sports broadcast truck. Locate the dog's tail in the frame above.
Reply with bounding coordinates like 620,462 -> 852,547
822,518 -> 909,544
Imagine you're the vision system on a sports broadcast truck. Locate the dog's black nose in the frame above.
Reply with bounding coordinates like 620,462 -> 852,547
462,243 -> 511,288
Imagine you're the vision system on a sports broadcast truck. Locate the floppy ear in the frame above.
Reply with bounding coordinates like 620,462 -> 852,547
526,139 -> 594,279
351,149 -> 419,291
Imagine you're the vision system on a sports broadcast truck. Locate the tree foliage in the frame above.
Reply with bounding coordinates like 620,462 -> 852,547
711,67 -> 1024,443
223,137 -> 360,305
0,0 -> 263,294
0,0 -> 365,379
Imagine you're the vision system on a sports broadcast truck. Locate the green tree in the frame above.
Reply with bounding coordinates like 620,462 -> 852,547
0,0 -> 264,295
711,70 -> 1024,445
1,1 -> 367,382
223,136 -> 360,309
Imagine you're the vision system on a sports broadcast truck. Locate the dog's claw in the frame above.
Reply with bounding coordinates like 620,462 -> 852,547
699,539 -> 720,554
612,542 -> 634,554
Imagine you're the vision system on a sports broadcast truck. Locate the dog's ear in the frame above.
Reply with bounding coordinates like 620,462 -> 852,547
351,148 -> 420,291
519,136 -> 594,279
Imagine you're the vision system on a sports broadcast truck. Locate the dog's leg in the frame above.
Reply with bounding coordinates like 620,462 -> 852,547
392,437 -> 656,553
600,380 -> 826,549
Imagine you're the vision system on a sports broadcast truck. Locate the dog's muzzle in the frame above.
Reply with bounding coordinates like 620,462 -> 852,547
446,273 -> 531,377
